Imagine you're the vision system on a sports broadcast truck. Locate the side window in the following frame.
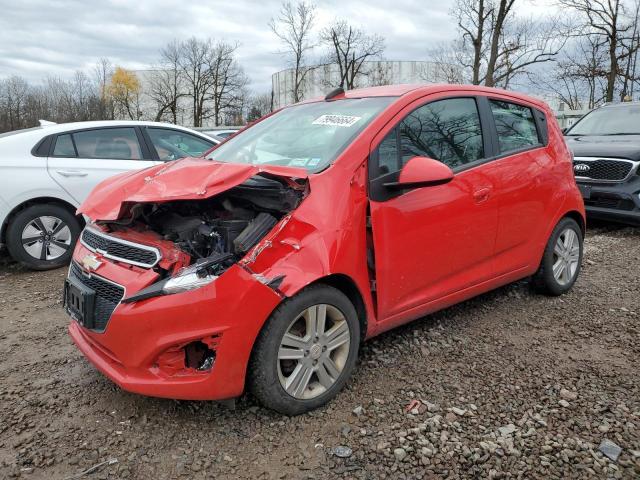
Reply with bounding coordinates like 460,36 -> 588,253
397,98 -> 484,169
53,134 -> 76,157
489,100 -> 540,152
72,128 -> 143,160
377,129 -> 399,175
147,128 -> 214,161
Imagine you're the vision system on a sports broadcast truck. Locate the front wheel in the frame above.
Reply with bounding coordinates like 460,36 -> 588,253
248,285 -> 360,415
532,217 -> 583,296
6,204 -> 81,270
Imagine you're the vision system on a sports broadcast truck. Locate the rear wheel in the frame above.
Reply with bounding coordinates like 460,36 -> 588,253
249,285 -> 360,415
6,204 -> 81,270
532,217 -> 583,296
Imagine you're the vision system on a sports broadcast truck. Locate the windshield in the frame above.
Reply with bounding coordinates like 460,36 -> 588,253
567,104 -> 640,135
206,97 -> 394,172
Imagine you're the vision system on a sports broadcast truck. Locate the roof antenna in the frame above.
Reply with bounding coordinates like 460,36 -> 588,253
325,87 -> 344,101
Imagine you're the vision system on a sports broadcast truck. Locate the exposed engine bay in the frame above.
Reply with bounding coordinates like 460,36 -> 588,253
99,174 -> 306,276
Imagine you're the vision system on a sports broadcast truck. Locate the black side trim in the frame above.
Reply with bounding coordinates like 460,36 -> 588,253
533,108 -> 549,145
476,96 -> 499,158
383,177 -> 453,190
31,135 -> 54,157
122,278 -> 168,303
135,126 -> 154,160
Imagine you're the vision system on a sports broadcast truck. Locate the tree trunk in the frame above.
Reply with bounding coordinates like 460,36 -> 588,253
472,0 -> 485,85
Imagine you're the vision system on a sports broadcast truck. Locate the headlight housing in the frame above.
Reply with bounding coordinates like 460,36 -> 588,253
162,263 -> 217,294
122,253 -> 233,303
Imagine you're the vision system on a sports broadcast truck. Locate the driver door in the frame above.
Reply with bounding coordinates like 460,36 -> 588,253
368,96 -> 500,325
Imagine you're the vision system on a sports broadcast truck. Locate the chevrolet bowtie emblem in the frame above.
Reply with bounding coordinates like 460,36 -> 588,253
80,254 -> 102,272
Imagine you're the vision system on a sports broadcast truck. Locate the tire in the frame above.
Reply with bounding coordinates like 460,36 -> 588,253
248,284 -> 361,415
6,204 -> 81,270
532,217 -> 583,296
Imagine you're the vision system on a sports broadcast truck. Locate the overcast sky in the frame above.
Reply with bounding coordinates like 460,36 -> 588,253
0,0 -> 459,92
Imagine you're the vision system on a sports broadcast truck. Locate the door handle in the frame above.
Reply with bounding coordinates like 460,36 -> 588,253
473,187 -> 491,203
56,170 -> 88,177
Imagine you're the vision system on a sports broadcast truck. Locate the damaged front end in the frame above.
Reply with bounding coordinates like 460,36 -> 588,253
67,161 -> 311,399
85,171 -> 307,303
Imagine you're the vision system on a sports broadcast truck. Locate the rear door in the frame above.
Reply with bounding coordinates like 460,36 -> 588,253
47,127 -> 159,203
368,95 -> 500,323
482,98 -> 553,275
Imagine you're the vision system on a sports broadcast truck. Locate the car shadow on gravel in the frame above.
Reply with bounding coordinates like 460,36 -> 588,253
89,279 -> 530,419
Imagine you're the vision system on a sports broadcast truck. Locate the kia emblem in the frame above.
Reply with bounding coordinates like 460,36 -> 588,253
573,163 -> 590,173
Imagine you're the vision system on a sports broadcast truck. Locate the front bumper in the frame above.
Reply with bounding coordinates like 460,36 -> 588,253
67,243 -> 282,400
578,176 -> 640,225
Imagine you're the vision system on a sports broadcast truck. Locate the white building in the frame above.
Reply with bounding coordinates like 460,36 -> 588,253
271,61 -> 462,109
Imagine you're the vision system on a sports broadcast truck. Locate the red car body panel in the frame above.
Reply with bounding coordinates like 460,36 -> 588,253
69,241 -> 283,400
67,84 -> 585,401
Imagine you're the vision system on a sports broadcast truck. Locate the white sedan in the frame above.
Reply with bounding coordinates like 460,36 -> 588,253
0,120 -> 219,270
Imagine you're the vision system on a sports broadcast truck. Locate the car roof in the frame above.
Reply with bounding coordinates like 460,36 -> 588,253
35,120 -> 203,135
598,101 -> 640,109
303,83 -> 548,110
0,120 -> 212,146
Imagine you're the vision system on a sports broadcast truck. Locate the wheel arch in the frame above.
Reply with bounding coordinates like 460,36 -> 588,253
1,197 -> 84,245
563,210 -> 586,237
306,274 -> 368,342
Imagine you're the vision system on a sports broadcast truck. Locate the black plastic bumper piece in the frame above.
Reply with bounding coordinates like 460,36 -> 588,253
578,175 -> 640,225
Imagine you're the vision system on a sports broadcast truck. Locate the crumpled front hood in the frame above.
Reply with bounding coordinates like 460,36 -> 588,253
78,158 -> 308,221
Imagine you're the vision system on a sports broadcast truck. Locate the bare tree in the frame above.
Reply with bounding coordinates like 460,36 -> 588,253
179,37 -> 215,127
246,91 -> 273,122
449,0 -> 564,87
422,44 -> 465,83
320,20 -> 385,89
93,58 -> 114,119
269,1 -> 316,102
558,0 -> 639,102
534,33 -> 609,109
149,40 -> 185,123
455,0 -> 492,84
1,76 -> 30,130
207,42 -> 250,126
619,0 -> 640,100
369,62 -> 393,86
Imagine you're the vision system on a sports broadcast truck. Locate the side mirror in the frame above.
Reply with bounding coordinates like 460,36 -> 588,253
384,156 -> 454,190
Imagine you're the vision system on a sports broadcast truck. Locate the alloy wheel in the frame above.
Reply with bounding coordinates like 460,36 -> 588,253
552,227 -> 580,286
21,216 -> 71,261
277,304 -> 351,400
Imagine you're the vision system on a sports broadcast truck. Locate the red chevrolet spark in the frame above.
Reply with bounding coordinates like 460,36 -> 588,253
65,85 -> 585,414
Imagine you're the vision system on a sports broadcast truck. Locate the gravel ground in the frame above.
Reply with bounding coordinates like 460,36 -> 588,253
0,223 -> 639,479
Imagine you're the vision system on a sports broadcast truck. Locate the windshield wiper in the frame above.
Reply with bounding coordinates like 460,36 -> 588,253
602,132 -> 640,136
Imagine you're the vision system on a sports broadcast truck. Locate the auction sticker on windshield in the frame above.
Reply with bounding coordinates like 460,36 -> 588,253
312,115 -> 361,127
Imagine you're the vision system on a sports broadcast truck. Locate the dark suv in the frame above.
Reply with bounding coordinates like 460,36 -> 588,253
564,102 -> 640,225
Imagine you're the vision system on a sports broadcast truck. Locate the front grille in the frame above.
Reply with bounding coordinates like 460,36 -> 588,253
81,228 -> 160,268
69,261 -> 125,331
573,158 -> 635,182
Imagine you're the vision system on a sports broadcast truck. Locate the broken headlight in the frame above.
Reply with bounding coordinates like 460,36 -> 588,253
162,263 -> 218,294
122,253 -> 233,303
